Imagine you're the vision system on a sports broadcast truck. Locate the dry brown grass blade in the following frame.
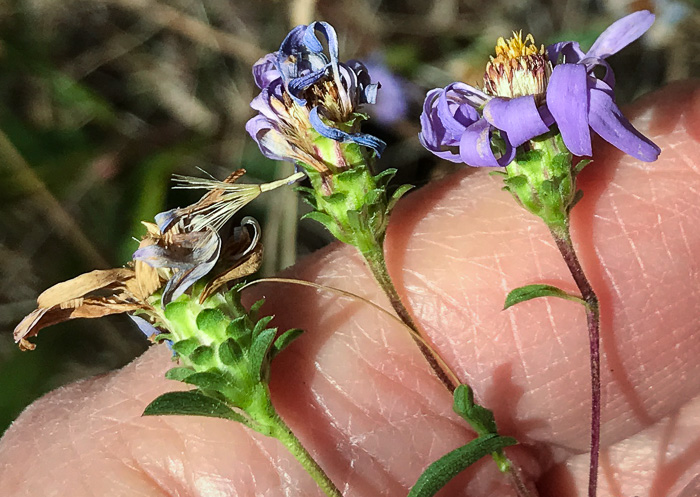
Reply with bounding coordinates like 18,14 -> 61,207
240,277 -> 462,387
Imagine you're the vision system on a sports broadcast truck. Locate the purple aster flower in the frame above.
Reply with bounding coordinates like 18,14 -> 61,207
419,11 -> 661,166
246,21 -> 386,174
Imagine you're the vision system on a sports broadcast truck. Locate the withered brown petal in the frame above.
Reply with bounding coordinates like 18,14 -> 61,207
141,221 -> 161,238
130,237 -> 163,302
37,268 -> 134,308
13,308 -> 50,349
199,243 -> 263,303
14,298 -> 142,350
129,262 -> 162,301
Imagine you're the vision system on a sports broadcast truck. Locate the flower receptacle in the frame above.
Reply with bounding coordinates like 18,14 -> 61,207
145,286 -> 302,429
300,163 -> 412,254
503,132 -> 580,227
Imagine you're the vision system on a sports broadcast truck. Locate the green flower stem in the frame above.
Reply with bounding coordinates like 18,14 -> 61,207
362,243 -> 534,497
362,243 -> 458,392
268,412 -> 343,497
549,220 -> 601,497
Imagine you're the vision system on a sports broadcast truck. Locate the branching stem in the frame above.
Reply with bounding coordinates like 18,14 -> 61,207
362,242 -> 535,497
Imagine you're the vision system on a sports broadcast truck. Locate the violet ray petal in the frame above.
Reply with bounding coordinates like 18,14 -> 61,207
363,83 -> 379,105
287,67 -> 329,102
133,245 -> 195,270
418,132 -> 462,162
419,90 -> 456,151
483,95 -> 550,147
588,85 -> 660,162
304,21 -> 339,63
252,53 -> 280,89
129,315 -> 158,339
436,84 -> 481,135
346,60 -> 376,104
586,11 -> 655,59
547,41 -> 585,65
249,88 -> 279,121
579,56 -> 616,88
448,82 -> 490,107
547,64 -> 592,156
130,315 -> 173,350
421,88 -> 441,119
161,231 -> 221,306
154,209 -> 178,232
459,118 -> 511,167
309,107 -> 386,156
337,64 -> 360,107
278,25 -> 307,60
538,106 -> 555,127
245,115 -> 290,161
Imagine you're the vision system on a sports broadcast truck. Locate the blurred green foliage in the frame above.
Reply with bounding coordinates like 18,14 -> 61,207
1,0 -> 697,435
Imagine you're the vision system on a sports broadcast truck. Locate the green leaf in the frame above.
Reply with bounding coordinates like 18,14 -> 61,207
503,284 -> 585,310
346,209 -> 364,234
196,309 -> 228,340
386,184 -> 413,213
364,188 -> 381,206
407,434 -> 517,497
165,367 -> 195,382
248,298 -> 266,321
302,211 -> 347,243
551,152 -> 573,176
143,390 -> 247,423
567,189 -> 584,213
574,159 -> 592,174
453,385 -> 497,436
189,345 -> 215,366
373,167 -> 397,187
226,316 -> 249,340
271,328 -> 304,359
299,195 -> 318,210
171,338 -> 200,357
164,301 -> 191,324
324,192 -> 347,206
252,315 -> 275,340
334,166 -> 364,185
294,185 -> 316,197
539,178 -> 556,198
503,174 -> 528,190
181,371 -> 229,391
513,149 -> 543,164
154,333 -> 173,344
219,338 -> 244,366
248,328 -> 277,381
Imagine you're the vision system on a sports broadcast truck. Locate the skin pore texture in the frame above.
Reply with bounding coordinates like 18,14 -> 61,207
1,82 -> 699,497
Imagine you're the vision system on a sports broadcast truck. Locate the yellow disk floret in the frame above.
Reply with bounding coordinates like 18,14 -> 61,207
492,32 -> 544,61
483,31 -> 551,103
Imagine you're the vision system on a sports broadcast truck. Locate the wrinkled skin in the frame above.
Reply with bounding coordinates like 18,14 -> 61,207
2,82 -> 700,497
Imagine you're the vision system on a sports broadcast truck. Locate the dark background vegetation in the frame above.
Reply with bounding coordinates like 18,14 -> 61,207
1,0 -> 697,434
